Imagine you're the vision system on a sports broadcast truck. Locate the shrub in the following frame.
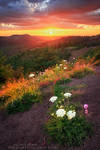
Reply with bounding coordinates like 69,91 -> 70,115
0,52 -> 14,83
0,78 -> 40,107
53,78 -> 71,98
55,78 -> 71,86
8,47 -> 71,74
82,48 -> 100,65
45,116 -> 93,147
69,59 -> 94,79
6,92 -> 42,114
54,84 -> 65,98
0,96 -> 10,107
71,67 -> 94,79
46,82 -> 93,147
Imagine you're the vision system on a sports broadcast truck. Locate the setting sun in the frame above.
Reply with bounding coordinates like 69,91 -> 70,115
49,31 -> 53,35
48,29 -> 54,36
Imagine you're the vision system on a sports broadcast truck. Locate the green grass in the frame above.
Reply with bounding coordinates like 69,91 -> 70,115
45,115 -> 93,147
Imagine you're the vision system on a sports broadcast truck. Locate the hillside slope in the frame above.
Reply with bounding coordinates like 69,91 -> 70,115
0,66 -> 100,150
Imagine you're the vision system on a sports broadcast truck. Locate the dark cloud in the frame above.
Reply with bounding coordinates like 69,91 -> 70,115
0,0 -> 100,29
48,0 -> 100,25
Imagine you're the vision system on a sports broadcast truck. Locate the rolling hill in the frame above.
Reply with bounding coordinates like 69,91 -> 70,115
0,34 -> 100,56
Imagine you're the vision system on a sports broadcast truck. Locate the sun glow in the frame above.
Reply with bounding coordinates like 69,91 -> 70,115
48,29 -> 54,36
45,28 -> 55,36
49,31 -> 53,35
1,26 -> 100,36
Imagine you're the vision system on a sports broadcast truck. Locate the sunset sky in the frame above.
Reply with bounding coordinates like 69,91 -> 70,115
0,0 -> 100,36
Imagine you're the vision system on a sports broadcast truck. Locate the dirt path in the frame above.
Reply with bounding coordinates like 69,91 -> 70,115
0,91 -> 52,150
0,66 -> 100,150
66,66 -> 100,150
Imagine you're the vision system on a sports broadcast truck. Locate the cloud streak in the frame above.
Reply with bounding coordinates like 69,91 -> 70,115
0,0 -> 100,30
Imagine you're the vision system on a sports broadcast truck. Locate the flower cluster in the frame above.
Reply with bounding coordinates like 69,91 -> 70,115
59,64 -> 63,67
84,104 -> 88,109
49,92 -> 77,119
56,108 -> 76,120
49,92 -> 72,104
64,92 -> 72,98
49,96 -> 58,103
84,104 -> 88,114
29,73 -> 35,78
56,109 -> 66,117
67,110 -> 76,120
55,108 -> 76,119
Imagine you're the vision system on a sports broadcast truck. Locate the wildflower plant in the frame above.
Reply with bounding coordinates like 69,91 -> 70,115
64,92 -> 72,98
45,116 -> 93,147
45,89 -> 93,147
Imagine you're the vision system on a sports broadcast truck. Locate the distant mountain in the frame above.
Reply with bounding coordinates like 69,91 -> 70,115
0,34 -> 47,47
0,34 -> 52,55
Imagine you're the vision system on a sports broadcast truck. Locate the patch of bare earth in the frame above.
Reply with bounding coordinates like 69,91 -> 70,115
0,66 -> 100,150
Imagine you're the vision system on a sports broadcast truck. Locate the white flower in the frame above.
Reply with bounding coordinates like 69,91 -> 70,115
56,66 -> 60,69
56,109 -> 66,117
51,113 -> 54,116
59,64 -> 63,66
64,93 -> 72,98
67,110 -> 76,120
64,67 -> 67,70
49,96 -> 58,103
63,60 -> 67,62
29,73 -> 35,78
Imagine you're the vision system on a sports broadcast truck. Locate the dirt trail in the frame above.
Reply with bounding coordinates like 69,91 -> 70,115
0,91 -> 52,150
0,66 -> 100,150
67,66 -> 100,150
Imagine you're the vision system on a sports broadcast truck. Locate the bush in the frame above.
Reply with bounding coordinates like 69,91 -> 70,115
71,68 -> 94,79
6,92 -> 42,114
55,78 -> 71,86
82,48 -> 100,64
45,116 -> 93,147
7,47 -> 71,74
45,81 -> 93,147
0,52 -> 14,83
53,78 -> 71,98
0,96 -> 10,107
